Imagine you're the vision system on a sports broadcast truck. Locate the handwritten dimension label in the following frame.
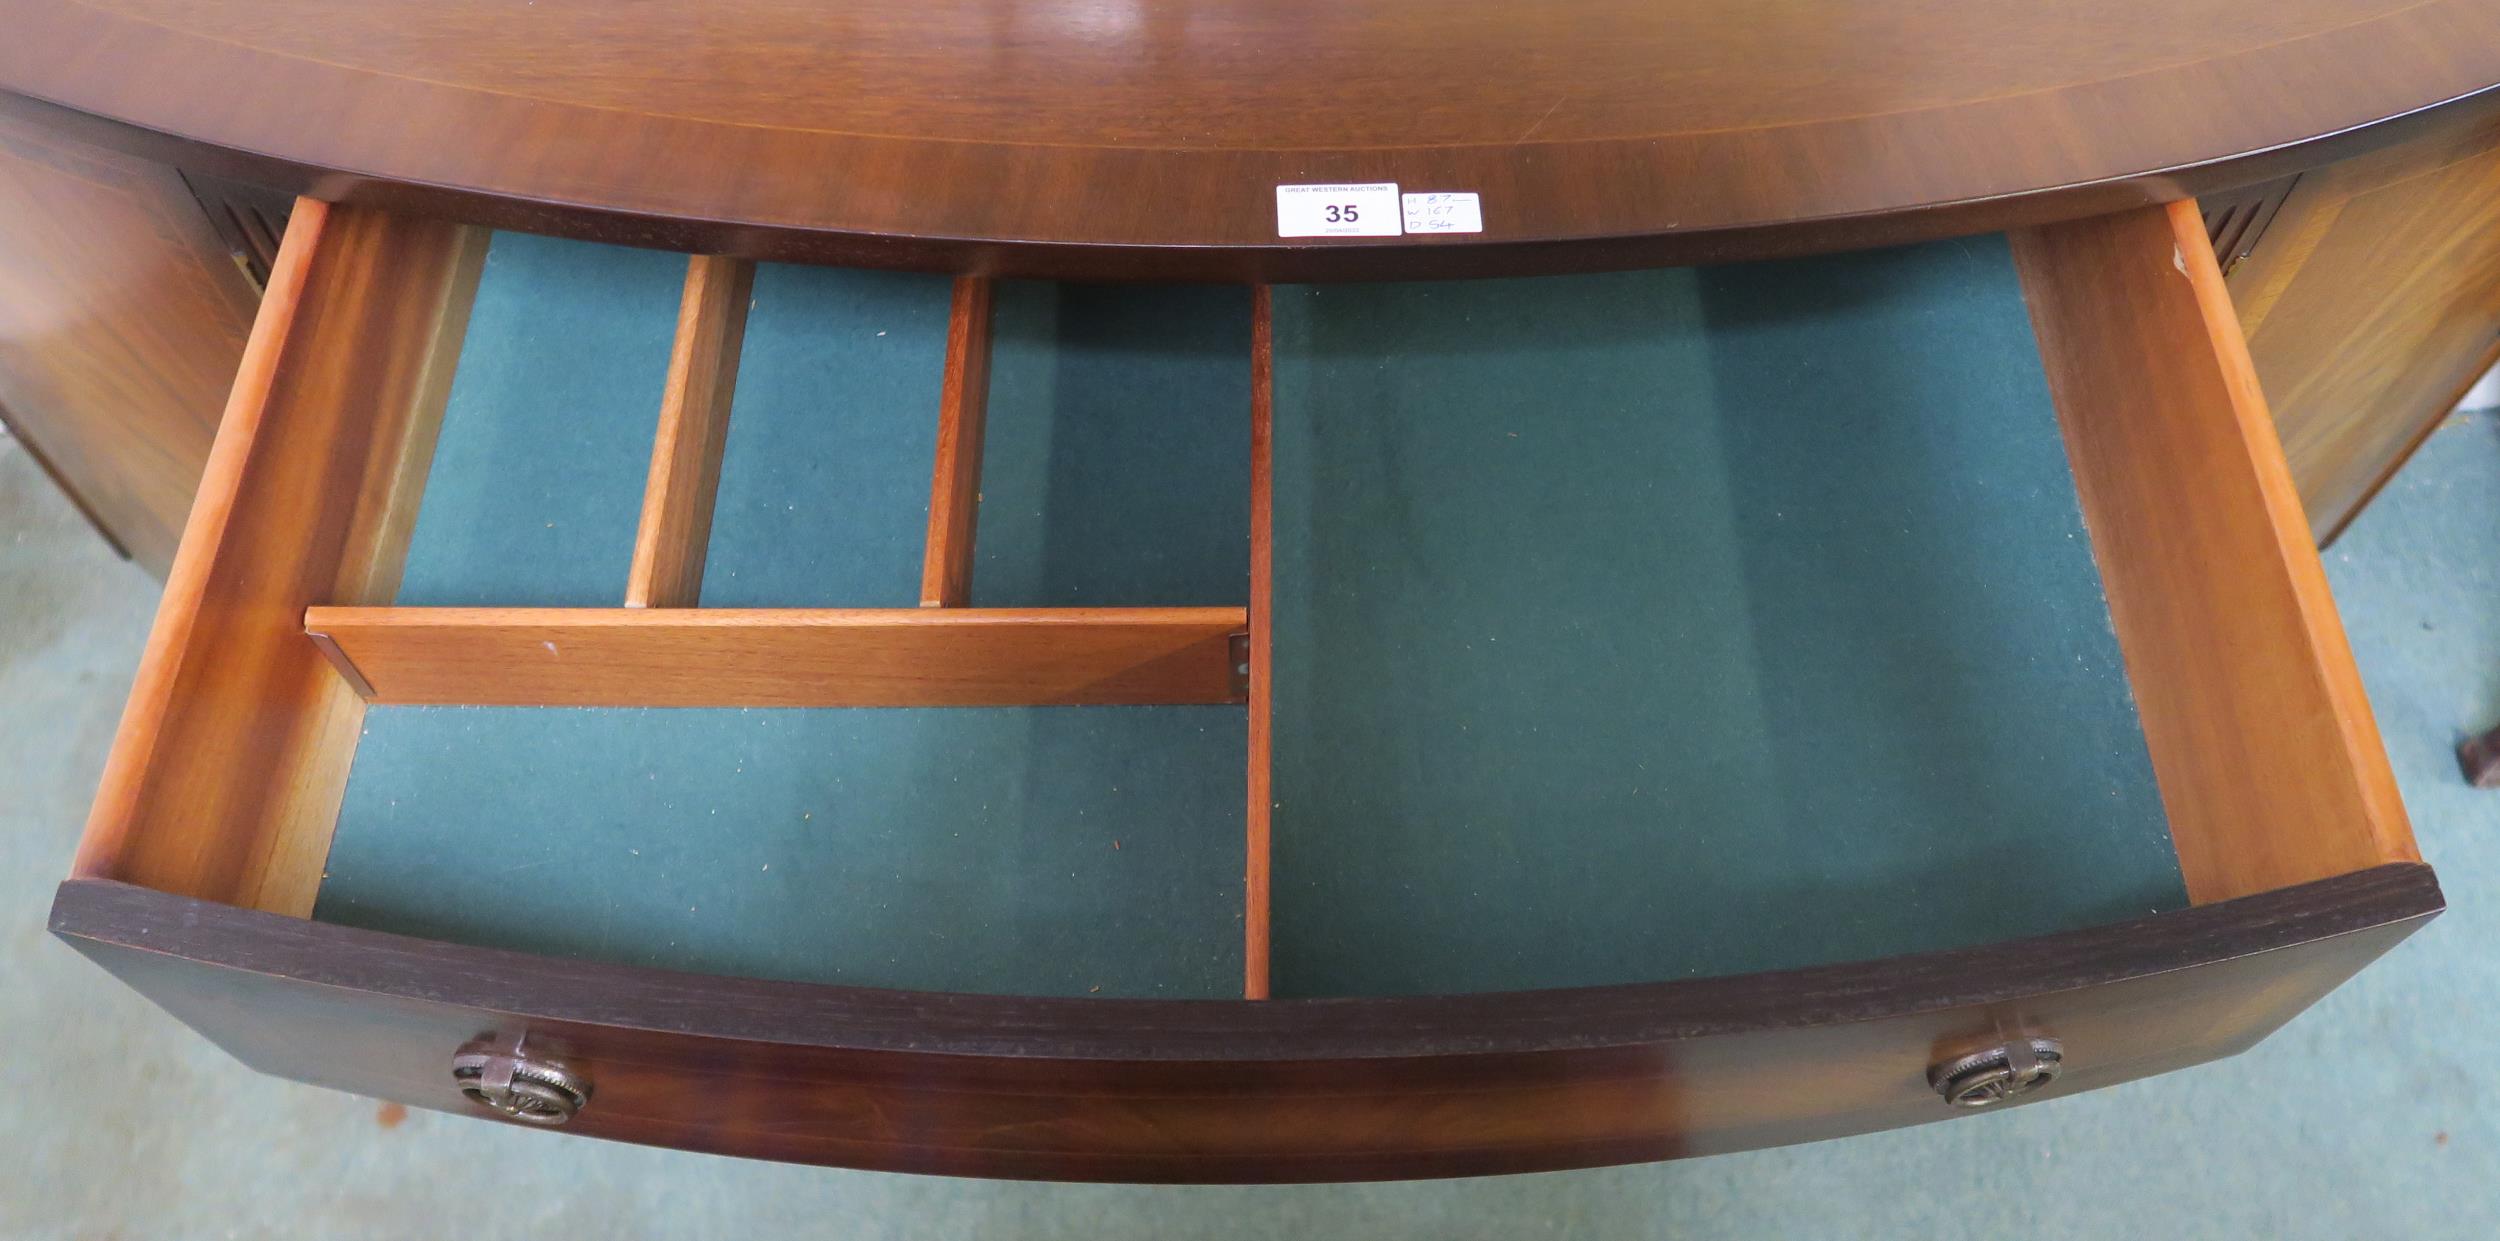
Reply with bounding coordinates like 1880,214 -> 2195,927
1402,192 -> 1484,234
1275,183 -> 1402,237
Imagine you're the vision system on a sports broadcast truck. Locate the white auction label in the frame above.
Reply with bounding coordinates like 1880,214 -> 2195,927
1276,183 -> 1402,238
1402,192 -> 1483,234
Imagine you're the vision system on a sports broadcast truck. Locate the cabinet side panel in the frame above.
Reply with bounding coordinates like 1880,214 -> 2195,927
2229,114 -> 2500,541
0,112 -> 258,575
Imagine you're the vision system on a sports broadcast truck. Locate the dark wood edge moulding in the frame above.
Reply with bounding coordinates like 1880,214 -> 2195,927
48,864 -> 2441,1184
8,84 -> 2500,283
52,867 -> 2440,1064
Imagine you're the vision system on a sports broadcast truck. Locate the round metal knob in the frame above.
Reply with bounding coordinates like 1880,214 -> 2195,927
1928,1037 -> 2064,1108
451,1038 -> 590,1125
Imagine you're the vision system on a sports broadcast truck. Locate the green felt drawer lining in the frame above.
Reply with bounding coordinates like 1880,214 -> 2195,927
323,237 -> 1251,998
315,230 -> 2187,1001
1265,235 -> 2184,996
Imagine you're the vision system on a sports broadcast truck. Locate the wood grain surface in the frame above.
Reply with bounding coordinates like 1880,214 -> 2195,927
2227,109 -> 2500,542
2011,202 -> 2417,903
0,109 -> 256,573
6,2 -> 2500,276
919,277 -> 993,608
303,606 -> 1250,707
624,255 -> 753,607
70,200 -> 485,913
1244,285 -> 1273,1001
51,864 -> 2441,1181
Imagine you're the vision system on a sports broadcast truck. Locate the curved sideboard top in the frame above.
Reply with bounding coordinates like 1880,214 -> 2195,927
8,0 -> 2500,277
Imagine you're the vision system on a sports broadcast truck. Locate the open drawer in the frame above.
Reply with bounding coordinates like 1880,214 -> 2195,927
50,200 -> 2436,1182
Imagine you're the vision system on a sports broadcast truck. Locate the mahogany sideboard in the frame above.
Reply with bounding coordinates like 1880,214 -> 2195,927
3,0 -> 2495,1182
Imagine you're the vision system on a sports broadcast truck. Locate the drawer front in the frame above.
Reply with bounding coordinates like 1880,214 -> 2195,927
54,198 -> 2432,1180
54,869 -> 2439,1182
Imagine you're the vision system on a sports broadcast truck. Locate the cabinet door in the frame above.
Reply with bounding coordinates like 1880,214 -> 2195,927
2227,111 -> 2500,543
0,111 -> 258,575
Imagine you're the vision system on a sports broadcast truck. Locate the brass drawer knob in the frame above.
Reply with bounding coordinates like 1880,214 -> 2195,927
1928,1037 -> 2063,1108
451,1035 -> 590,1125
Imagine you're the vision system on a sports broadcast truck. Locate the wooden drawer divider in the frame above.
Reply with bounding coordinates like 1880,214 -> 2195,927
624,253 -> 755,608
